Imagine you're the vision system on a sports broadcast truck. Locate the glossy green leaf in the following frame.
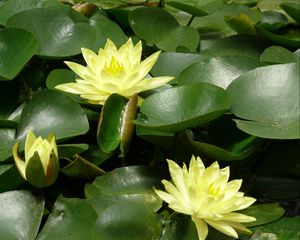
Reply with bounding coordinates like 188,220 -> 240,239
204,34 -> 268,58
58,144 -> 89,159
151,52 -> 207,79
251,217 -> 300,240
280,2 -> 300,24
0,0 -> 61,26
0,190 -> 44,240
46,69 -> 76,90
89,14 -> 128,51
6,8 -> 96,57
60,154 -> 105,181
0,128 -> 16,162
232,0 -> 258,7
0,28 -> 39,80
16,89 -> 89,143
260,45 -> 299,63
258,10 -> 289,31
167,1 -> 209,16
92,200 -> 162,240
129,7 -> 199,52
227,63 -> 300,139
256,25 -> 300,49
239,204 -> 285,227
224,13 -> 256,35
191,4 -> 261,37
85,166 -> 162,214
178,56 -> 262,89
0,164 -> 24,192
97,94 -> 137,156
180,121 -> 261,161
37,196 -> 98,240
134,83 -> 230,131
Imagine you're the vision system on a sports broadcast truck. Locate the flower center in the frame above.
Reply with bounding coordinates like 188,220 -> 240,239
208,183 -> 220,196
104,56 -> 125,75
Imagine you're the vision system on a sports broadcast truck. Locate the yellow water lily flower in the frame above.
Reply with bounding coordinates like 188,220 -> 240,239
13,130 -> 59,188
154,156 -> 256,240
55,38 -> 174,105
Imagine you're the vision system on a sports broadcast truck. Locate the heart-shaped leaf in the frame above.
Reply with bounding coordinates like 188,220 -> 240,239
6,8 -> 96,57
37,196 -> 98,240
0,28 -> 39,80
227,63 -> 299,139
178,56 -> 262,89
134,83 -> 230,131
260,46 -> 299,63
0,190 -> 44,240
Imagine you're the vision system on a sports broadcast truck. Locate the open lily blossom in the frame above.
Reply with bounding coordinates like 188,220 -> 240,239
154,156 -> 256,240
55,38 -> 174,105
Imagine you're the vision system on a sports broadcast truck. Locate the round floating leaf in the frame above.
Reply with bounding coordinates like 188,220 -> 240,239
46,69 -> 76,90
16,89 -> 89,142
129,7 -> 199,52
204,34 -> 268,58
227,63 -> 300,139
0,128 -> 16,162
150,52 -> 207,79
89,14 -> 128,51
85,166 -> 162,214
251,216 -> 300,239
256,25 -> 300,49
280,2 -> 300,24
178,56 -> 262,89
6,8 -> 96,57
167,1 -> 209,16
238,203 -> 285,227
37,196 -> 98,240
260,45 -> 298,63
0,28 -> 39,80
134,83 -> 230,131
0,190 -> 44,240
92,200 -> 162,240
258,10 -> 289,31
0,0 -> 61,26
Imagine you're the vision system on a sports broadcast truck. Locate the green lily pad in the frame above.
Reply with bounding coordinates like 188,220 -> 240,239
16,89 -> 89,142
256,25 -> 300,49
166,1 -> 209,16
0,0 -> 61,26
0,164 -> 24,192
0,190 -> 44,240
37,196 -> 98,240
178,56 -> 262,89
150,52 -> 207,79
58,144 -> 89,159
89,14 -> 128,51
258,10 -> 289,31
238,203 -> 285,227
0,28 -> 39,80
260,45 -> 299,63
6,8 -> 96,57
227,63 -> 300,139
280,2 -> 300,24
92,200 -> 162,240
134,83 -> 230,131
129,7 -> 200,52
97,94 -> 138,157
0,128 -> 16,162
85,166 -> 162,214
251,216 -> 300,240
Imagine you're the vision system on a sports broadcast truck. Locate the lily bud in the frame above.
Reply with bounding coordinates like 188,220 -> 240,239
13,130 -> 59,188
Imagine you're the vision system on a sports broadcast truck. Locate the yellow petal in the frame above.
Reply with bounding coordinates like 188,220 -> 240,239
192,216 -> 208,240
219,212 -> 256,223
205,219 -> 238,238
25,130 -> 36,157
13,142 -> 26,180
153,188 -> 174,204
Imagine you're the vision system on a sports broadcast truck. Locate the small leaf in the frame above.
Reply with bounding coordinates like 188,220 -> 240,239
260,46 -> 298,64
